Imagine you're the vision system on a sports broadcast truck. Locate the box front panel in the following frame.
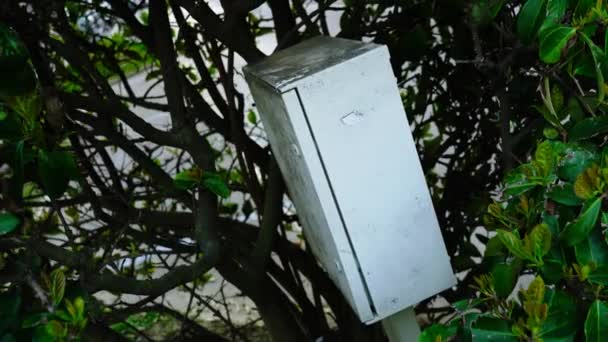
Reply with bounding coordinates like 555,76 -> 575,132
244,73 -> 374,321
293,47 -> 456,320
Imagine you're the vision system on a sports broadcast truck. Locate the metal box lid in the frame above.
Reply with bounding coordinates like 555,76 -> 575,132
245,36 -> 456,324
245,36 -> 378,90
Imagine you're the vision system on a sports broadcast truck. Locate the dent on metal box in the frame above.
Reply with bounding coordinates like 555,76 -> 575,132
244,36 -> 456,323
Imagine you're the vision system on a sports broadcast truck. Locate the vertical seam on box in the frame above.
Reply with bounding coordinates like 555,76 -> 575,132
290,87 -> 378,317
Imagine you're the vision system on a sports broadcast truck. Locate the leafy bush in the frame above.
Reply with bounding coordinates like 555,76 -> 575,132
421,0 -> 608,341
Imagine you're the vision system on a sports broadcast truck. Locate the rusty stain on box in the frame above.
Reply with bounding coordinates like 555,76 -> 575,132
244,36 -> 456,324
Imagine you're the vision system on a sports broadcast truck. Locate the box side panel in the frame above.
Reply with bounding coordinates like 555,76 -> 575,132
294,47 -> 456,320
244,73 -> 374,321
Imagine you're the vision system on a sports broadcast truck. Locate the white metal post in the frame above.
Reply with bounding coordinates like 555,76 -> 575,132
381,306 -> 420,342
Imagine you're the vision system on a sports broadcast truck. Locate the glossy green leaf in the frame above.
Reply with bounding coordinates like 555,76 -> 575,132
560,197 -> 602,246
503,166 -> 539,196
540,0 -> 567,33
540,289 -> 578,340
202,173 -> 230,199
547,183 -> 582,206
517,0 -> 547,44
585,300 -> 608,342
589,265 -> 608,285
539,25 -> 576,64
557,144 -> 599,182
471,317 -> 518,341
484,235 -> 506,257
570,116 -> 608,141
491,262 -> 519,297
575,229 -> 608,265
0,213 -> 19,235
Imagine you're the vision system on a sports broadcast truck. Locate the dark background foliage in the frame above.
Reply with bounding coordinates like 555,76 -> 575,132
0,0 -> 544,341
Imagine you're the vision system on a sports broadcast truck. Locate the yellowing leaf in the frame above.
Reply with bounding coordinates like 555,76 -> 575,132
535,140 -> 555,177
574,164 -> 600,200
497,230 -> 533,260
524,223 -> 552,260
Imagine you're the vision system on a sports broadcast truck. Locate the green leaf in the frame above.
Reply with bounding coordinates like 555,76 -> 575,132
0,23 -> 29,72
570,116 -> 608,141
544,127 -> 560,139
471,317 -> 518,341
540,0 -> 567,33
557,144 -> 599,182
37,150 -> 79,198
574,0 -> 595,19
540,289 -> 578,340
539,25 -> 576,64
575,229 -> 608,265
53,310 -> 71,322
585,300 -> 608,342
7,93 -> 42,123
547,183 -> 583,206
173,168 -> 202,190
73,297 -> 85,319
491,262 -> 519,297
202,173 -> 230,199
589,265 -> 608,285
44,320 -> 66,338
22,313 -> 50,328
517,0 -> 547,44
32,325 -> 54,342
485,235 -> 506,256
0,213 -> 19,235
580,33 -> 606,103
497,230 -> 533,260
536,140 -> 556,176
525,223 -> 552,259
419,323 -> 457,342
574,165 -> 600,200
560,197 -> 602,246
503,166 -> 539,196
50,269 -> 65,306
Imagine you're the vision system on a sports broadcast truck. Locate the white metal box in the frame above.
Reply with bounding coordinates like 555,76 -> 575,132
244,36 -> 456,323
